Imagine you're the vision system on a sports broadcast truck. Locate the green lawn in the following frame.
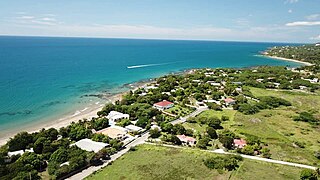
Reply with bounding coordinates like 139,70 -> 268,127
87,144 -> 302,180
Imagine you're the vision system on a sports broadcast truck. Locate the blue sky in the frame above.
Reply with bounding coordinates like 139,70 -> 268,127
0,0 -> 319,43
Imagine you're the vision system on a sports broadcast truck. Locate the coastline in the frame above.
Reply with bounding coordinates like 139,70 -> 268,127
259,55 -> 314,66
0,80 -> 154,146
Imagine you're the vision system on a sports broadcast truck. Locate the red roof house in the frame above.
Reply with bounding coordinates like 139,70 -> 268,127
177,135 -> 197,146
153,100 -> 174,110
224,98 -> 236,105
233,139 -> 247,149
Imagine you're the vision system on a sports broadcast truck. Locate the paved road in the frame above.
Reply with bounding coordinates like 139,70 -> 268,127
146,143 -> 318,170
66,132 -> 149,180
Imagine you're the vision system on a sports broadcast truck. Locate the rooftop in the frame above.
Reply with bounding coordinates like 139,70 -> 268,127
97,126 -> 128,139
72,138 -> 109,153
154,100 -> 174,107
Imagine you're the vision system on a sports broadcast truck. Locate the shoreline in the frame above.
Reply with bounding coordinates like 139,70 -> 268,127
259,55 -> 314,66
0,79 -> 154,146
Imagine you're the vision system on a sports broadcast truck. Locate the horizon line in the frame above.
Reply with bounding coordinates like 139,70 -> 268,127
0,34 -> 309,44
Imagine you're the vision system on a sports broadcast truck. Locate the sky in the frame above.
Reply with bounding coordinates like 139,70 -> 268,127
0,0 -> 319,43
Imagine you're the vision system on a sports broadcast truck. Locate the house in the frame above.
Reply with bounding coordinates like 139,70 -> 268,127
153,100 -> 174,110
224,98 -> 236,106
72,139 -> 109,153
144,85 -> 158,91
8,148 -> 34,157
8,150 -> 24,157
233,139 -> 247,149
97,126 -> 128,140
106,111 -> 129,122
207,81 -> 221,86
177,135 -> 197,146
125,124 -> 143,133
315,43 -> 320,46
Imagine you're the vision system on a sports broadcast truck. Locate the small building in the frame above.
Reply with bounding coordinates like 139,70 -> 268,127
153,100 -> 174,110
97,126 -> 128,140
233,139 -> 247,149
125,124 -> 143,133
8,148 -> 34,157
72,139 -> 109,153
177,135 -> 197,146
144,85 -> 158,91
203,99 -> 221,105
106,111 -> 129,122
224,98 -> 236,106
8,150 -> 24,157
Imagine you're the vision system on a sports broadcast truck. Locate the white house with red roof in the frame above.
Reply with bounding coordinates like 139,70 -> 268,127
177,134 -> 197,146
233,139 -> 247,149
224,97 -> 236,106
153,100 -> 174,110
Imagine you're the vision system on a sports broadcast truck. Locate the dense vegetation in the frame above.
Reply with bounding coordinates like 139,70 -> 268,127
263,44 -> 320,65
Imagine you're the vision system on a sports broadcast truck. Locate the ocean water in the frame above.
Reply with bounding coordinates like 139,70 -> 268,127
0,36 -> 300,136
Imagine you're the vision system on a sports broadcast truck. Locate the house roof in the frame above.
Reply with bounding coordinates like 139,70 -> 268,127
233,139 -> 247,146
154,100 -> 173,107
107,111 -> 129,120
125,125 -> 143,132
224,98 -> 236,103
97,126 -> 128,139
177,135 -> 196,143
73,138 -> 109,153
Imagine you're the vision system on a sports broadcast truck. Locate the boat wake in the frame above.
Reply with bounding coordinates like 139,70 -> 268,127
127,62 -> 177,69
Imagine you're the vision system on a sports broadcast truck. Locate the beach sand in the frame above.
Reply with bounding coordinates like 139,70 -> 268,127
0,81 -> 144,146
262,55 -> 314,66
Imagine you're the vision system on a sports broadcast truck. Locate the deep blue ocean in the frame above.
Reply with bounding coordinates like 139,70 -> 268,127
0,36 -> 300,136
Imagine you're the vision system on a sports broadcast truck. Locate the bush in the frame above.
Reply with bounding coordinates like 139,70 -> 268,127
204,155 -> 243,171
300,169 -> 318,180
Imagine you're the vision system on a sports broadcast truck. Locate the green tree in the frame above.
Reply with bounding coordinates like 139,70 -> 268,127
300,169 -> 318,180
206,127 -> 218,139
149,128 -> 161,138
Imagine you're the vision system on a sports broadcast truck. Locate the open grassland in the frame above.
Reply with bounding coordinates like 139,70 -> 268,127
230,87 -> 320,165
87,144 -> 302,180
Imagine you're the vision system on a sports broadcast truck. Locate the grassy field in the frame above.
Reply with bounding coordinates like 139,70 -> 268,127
86,144 -> 302,180
165,105 -> 194,117
183,109 -> 237,134
229,87 -> 320,165
181,88 -> 320,165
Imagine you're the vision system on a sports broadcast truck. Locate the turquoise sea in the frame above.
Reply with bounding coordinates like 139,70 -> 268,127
0,36 -> 301,137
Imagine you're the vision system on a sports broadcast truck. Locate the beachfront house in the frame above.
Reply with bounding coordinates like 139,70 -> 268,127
72,139 -> 109,153
177,135 -> 197,146
8,148 -> 34,158
233,139 -> 247,149
106,111 -> 129,122
153,100 -> 174,110
97,126 -> 128,140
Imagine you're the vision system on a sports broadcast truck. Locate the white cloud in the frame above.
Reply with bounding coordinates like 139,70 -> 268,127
306,14 -> 320,20
288,9 -> 293,13
41,17 -> 57,22
286,21 -> 320,26
310,35 -> 320,40
13,15 -> 60,26
18,16 -> 35,20
285,0 -> 299,4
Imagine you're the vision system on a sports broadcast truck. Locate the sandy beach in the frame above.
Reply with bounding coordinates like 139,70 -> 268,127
262,55 -> 314,66
0,92 -> 126,146
0,75 -> 159,147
